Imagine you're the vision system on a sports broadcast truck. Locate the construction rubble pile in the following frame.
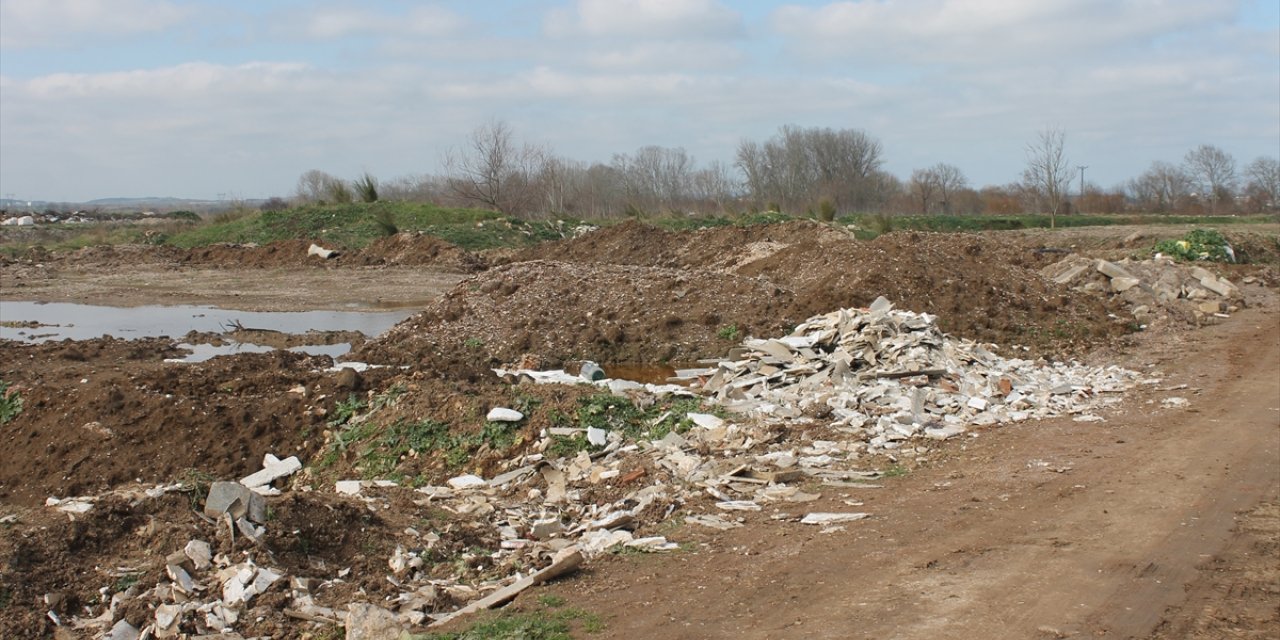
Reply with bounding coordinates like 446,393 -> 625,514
1042,255 -> 1248,322
61,301 -> 1146,639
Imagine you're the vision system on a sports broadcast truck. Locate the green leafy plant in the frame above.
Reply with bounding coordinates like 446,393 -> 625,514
1154,228 -> 1232,262
717,324 -> 740,341
0,381 -> 22,424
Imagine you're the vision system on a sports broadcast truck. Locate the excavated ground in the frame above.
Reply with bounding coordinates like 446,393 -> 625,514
0,221 -> 1276,638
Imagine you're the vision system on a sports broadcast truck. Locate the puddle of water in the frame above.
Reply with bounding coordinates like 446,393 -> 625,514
0,301 -> 412,361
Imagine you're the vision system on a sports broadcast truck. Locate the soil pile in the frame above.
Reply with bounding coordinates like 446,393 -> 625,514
516,219 -> 851,271
355,259 -> 798,367
0,339 -> 398,506
356,232 -> 487,271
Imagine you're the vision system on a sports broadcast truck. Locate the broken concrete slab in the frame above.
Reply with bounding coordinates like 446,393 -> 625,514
307,243 -> 338,259
239,453 -> 301,489
800,512 -> 871,525
204,482 -> 266,523
428,548 -> 584,628
1095,259 -> 1136,280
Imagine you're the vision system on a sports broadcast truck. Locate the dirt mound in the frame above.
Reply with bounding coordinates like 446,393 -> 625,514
356,232 -> 487,271
516,219 -> 851,271
355,260 -> 798,367
735,231 -> 1132,353
181,239 -> 322,268
0,339 -> 401,507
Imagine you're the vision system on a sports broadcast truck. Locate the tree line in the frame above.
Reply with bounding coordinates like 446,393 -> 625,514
293,120 -> 1280,220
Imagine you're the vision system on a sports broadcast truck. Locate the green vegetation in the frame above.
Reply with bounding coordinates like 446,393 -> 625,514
547,394 -> 717,456
418,603 -> 604,639
1153,228 -> 1233,262
354,173 -> 380,203
716,324 -> 740,341
841,212 -> 1276,236
0,381 -> 21,425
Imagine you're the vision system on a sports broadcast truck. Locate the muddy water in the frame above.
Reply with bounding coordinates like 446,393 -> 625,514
0,301 -> 412,362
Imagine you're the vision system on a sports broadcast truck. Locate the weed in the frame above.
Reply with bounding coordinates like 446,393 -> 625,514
538,594 -> 567,608
354,173 -> 380,203
463,337 -> 485,350
328,180 -> 354,204
328,394 -> 368,429
882,464 -> 909,478
113,573 -> 141,592
716,324 -> 740,341
0,381 -> 22,424
177,468 -> 216,510
418,605 -> 604,639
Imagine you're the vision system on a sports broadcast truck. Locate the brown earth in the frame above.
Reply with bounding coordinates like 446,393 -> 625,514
0,222 -> 1276,638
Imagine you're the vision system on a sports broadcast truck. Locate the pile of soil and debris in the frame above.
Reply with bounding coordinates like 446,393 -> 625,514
1042,254 -> 1250,327
355,259 -> 799,367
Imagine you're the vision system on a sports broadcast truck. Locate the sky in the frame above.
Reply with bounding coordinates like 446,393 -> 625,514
1,0 -> 1277,203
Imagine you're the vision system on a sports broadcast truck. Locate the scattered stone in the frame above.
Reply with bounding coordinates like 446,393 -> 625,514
447,474 -> 487,490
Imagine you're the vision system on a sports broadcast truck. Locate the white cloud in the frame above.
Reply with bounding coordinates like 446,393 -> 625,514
301,5 -> 466,39
581,41 -> 745,71
546,0 -> 742,39
772,0 -> 1237,63
0,0 -> 190,49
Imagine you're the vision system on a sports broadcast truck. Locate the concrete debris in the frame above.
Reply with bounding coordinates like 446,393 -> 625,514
239,453 -> 301,489
486,407 -> 524,422
800,512 -> 871,525
344,603 -> 405,640
1042,255 -> 1244,323
307,243 -> 338,259
204,482 -> 267,523
694,299 -> 1138,454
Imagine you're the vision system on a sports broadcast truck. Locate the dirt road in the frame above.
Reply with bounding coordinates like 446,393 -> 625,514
545,289 -> 1280,639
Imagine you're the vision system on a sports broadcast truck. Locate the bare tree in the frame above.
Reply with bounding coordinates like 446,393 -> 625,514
908,168 -> 939,214
1022,128 -> 1071,227
931,163 -> 967,214
1183,144 -> 1237,213
1128,161 -> 1193,213
295,169 -> 342,203
734,125 -> 886,212
1243,156 -> 1279,212
445,120 -> 545,216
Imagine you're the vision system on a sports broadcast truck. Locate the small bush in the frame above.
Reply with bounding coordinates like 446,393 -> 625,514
354,173 -> 379,203
817,198 -> 837,222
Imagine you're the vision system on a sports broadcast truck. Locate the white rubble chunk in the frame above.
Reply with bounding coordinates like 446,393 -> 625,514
800,512 -> 871,525
687,412 -> 726,429
486,407 -> 524,422
240,453 -> 302,489
335,480 -> 363,495
447,474 -> 487,490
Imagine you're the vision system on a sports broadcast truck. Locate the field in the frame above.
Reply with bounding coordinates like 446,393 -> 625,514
0,212 -> 1277,639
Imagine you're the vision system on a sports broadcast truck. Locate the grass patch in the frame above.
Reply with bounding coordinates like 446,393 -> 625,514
881,464 -> 909,478
419,605 -> 604,639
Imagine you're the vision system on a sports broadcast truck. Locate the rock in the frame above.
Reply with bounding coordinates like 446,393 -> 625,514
1051,263 -> 1090,285
1197,301 -> 1224,314
486,407 -> 524,422
687,413 -> 725,429
345,603 -> 405,640
335,480 -> 363,495
1122,231 -> 1145,247
204,481 -> 266,523
308,243 -> 338,259
1111,277 -> 1141,292
586,427 -> 608,446
240,453 -> 302,489
1198,275 -> 1235,297
532,519 -> 566,540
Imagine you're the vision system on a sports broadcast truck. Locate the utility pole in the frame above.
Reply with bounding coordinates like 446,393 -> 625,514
1077,165 -> 1088,213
